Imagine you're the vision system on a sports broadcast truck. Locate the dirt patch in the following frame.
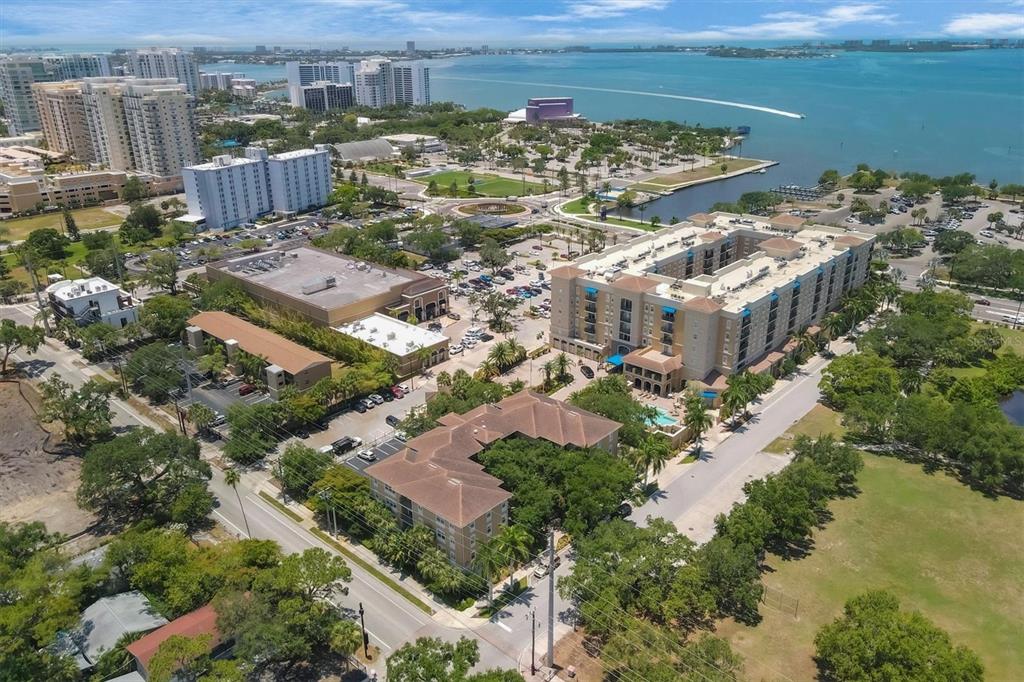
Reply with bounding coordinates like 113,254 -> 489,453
0,381 -> 96,536
553,629 -> 604,682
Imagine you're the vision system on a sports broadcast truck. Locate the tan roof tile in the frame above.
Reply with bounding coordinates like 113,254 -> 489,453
188,311 -> 331,375
366,391 -> 620,527
682,296 -> 722,313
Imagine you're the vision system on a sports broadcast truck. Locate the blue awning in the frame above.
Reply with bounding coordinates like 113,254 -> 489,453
686,251 -> 694,260
817,266 -> 825,274
701,390 -> 718,399
606,354 -> 624,366
741,308 -> 751,318
662,306 -> 676,314
793,280 -> 801,289
584,286 -> 598,295
770,292 -> 779,302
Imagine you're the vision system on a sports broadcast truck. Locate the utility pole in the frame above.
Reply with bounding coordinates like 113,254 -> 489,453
529,608 -> 537,675
546,529 -> 555,668
358,602 -> 370,660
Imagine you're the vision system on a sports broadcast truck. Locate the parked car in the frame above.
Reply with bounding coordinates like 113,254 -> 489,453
450,343 -> 464,354
381,391 -> 394,402
238,383 -> 256,396
360,397 -> 377,410
332,436 -> 361,454
447,312 -> 461,320
390,386 -> 405,399
353,402 -> 367,414
369,393 -> 385,405
385,414 -> 401,428
479,332 -> 495,342
357,449 -> 377,463
581,365 -> 595,379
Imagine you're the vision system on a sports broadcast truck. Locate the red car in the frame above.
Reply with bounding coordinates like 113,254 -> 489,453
238,383 -> 256,396
390,386 -> 405,399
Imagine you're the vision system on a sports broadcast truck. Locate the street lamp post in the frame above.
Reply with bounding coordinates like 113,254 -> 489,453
358,602 -> 370,660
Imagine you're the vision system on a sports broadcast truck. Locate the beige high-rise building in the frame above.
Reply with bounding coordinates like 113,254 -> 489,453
31,82 -> 94,161
80,77 -> 142,171
120,81 -> 200,178
548,212 -> 876,393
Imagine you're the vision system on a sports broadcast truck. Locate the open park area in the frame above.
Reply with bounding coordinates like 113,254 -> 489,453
631,157 -> 767,192
718,446 -> 1024,681
416,169 -> 546,198
0,206 -> 122,242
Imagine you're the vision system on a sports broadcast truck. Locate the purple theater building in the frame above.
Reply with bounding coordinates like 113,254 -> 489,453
506,97 -> 584,126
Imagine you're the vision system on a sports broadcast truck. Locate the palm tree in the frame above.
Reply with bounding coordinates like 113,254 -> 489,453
794,328 -> 819,359
223,467 -> 251,538
541,360 -> 555,388
683,391 -> 713,456
473,539 -> 503,603
495,525 -> 532,593
720,384 -> 747,428
552,352 -> 571,383
633,436 -> 671,486
329,619 -> 364,660
476,358 -> 499,380
821,312 -> 846,341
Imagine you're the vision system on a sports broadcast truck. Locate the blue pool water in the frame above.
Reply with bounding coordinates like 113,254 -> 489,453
650,407 -> 678,427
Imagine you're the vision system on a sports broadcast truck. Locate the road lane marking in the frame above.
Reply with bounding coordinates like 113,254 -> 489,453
366,629 -> 392,650
493,620 -> 513,633
213,510 -> 247,537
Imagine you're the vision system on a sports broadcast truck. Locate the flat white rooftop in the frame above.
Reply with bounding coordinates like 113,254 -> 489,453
335,312 -> 447,357
381,134 -> 439,143
46,277 -> 125,301
186,155 -> 261,171
271,147 -> 327,160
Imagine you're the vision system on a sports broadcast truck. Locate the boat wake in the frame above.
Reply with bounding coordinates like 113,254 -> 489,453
433,76 -> 805,120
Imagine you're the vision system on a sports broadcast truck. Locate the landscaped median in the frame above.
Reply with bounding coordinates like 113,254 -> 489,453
257,491 -> 435,615
629,157 -> 773,193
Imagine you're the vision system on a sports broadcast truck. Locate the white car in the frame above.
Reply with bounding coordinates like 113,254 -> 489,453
980,230 -> 995,238
462,338 -> 477,349
450,343 -> 464,354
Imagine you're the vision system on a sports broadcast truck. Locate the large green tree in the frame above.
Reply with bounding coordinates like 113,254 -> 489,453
124,341 -> 183,402
814,591 -> 983,682
139,294 -> 193,339
386,636 -> 522,682
0,318 -> 44,373
38,373 -> 114,445
77,427 -> 213,526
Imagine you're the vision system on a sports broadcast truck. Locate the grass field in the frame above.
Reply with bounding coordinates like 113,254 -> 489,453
0,206 -> 122,242
416,170 -> 545,198
718,453 -> 1024,681
764,404 -> 845,454
991,323 -> 1024,355
2,241 -> 91,284
631,158 -> 764,191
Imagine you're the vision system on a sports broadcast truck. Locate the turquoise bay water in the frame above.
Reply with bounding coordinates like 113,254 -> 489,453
201,52 -> 1024,199
431,51 -> 1024,186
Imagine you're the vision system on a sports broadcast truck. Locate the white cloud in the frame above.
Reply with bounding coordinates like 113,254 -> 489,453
944,12 -> 1024,36
569,0 -> 669,19
667,2 -> 899,41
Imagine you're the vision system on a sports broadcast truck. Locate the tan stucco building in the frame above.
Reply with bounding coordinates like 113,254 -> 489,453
549,212 -> 876,394
205,246 -> 449,327
366,391 -> 621,568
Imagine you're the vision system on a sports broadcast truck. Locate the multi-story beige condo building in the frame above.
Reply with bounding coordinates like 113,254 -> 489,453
125,48 -> 200,96
549,212 -> 875,394
366,390 -> 621,568
121,80 -> 200,178
31,81 -> 95,161
80,77 -> 142,171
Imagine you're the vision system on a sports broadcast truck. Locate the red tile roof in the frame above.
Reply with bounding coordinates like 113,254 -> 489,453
126,603 -> 220,674
188,311 -> 331,376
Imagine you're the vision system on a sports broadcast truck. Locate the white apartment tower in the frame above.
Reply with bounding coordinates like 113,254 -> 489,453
392,63 -> 430,105
183,145 -> 332,229
125,48 -> 200,95
267,145 -> 333,214
285,61 -> 354,106
120,81 -> 201,177
354,59 -> 394,108
183,148 -> 272,230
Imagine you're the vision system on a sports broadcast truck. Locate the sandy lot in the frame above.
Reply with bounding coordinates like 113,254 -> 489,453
0,381 -> 96,536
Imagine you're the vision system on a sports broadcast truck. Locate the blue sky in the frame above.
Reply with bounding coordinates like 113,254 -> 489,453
2,0 -> 1023,48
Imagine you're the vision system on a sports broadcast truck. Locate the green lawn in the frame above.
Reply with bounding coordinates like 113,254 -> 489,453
630,158 -> 764,191
417,170 -> 545,198
3,241 -> 91,284
558,198 -> 662,231
718,453 -> 1024,681
764,404 -> 845,454
0,206 -> 122,242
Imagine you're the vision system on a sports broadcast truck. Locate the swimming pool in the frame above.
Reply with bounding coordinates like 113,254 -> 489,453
649,407 -> 678,427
